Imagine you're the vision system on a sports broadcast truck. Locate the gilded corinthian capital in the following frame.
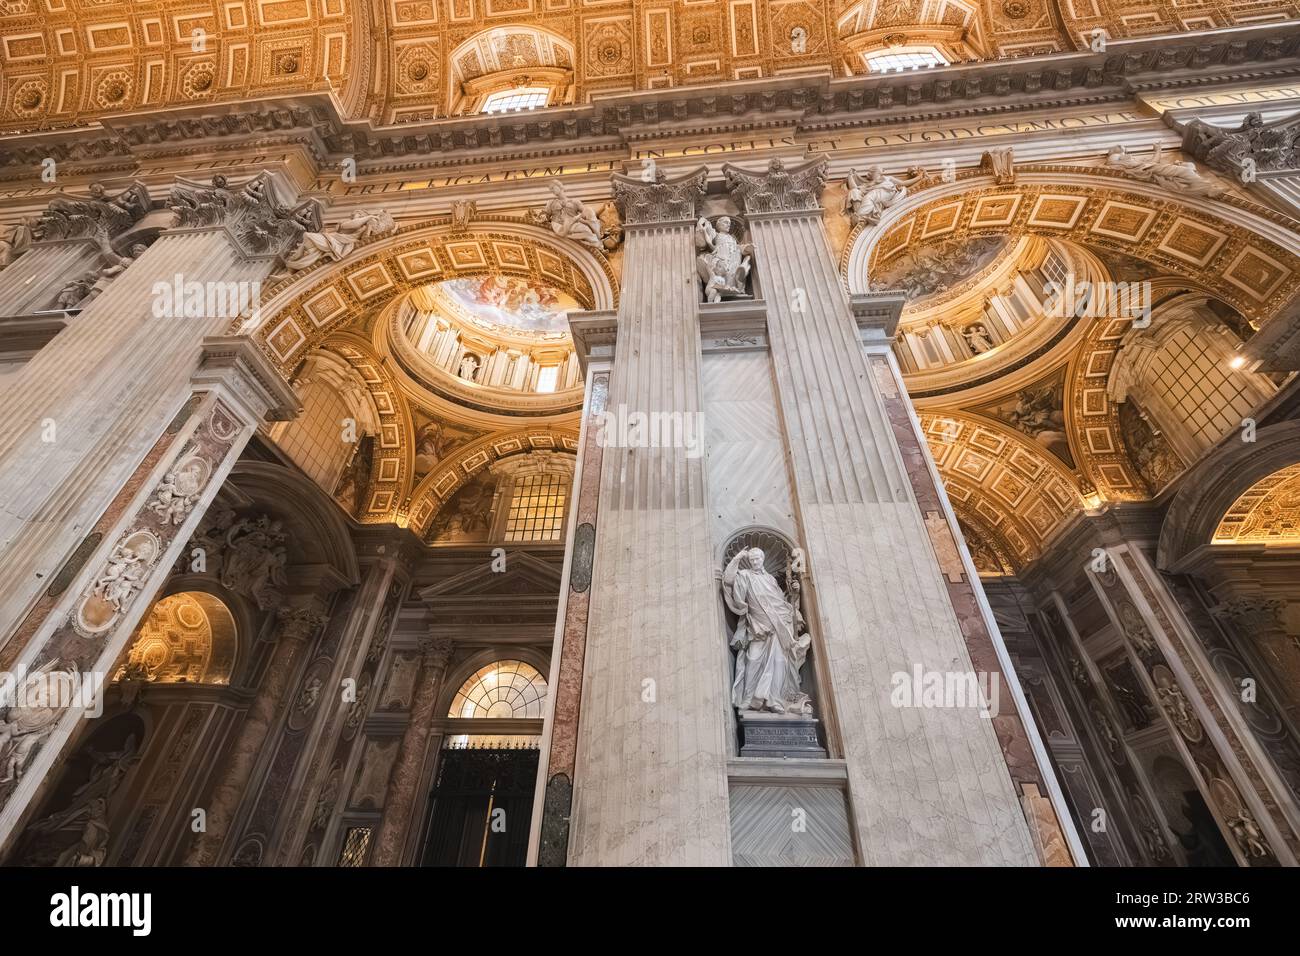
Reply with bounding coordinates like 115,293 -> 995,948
723,156 -> 828,215
611,165 -> 707,225
34,180 -> 151,244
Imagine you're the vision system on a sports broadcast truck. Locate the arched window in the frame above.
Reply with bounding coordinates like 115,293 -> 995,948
449,660 -> 548,720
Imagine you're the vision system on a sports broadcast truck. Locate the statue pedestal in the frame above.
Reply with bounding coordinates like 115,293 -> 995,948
739,712 -> 827,759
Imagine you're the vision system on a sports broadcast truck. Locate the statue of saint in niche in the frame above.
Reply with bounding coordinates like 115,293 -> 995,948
721,547 -> 812,715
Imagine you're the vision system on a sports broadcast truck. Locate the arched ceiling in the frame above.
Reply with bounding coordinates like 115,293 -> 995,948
0,0 -> 364,130
3,0 -> 1295,127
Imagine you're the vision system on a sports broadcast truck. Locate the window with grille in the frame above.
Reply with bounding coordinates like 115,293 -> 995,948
1040,250 -> 1069,289
503,473 -> 567,542
337,827 -> 373,867
481,87 -> 550,113
276,382 -> 354,491
864,49 -> 947,73
1149,327 -> 1253,450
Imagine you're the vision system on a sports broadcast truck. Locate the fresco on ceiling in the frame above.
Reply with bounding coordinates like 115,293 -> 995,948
430,276 -> 573,335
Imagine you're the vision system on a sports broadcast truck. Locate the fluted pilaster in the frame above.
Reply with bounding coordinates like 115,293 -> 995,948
566,167 -> 732,865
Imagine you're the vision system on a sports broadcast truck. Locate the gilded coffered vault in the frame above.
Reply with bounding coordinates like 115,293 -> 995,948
1,6 -> 1299,878
5,0 -> 1299,127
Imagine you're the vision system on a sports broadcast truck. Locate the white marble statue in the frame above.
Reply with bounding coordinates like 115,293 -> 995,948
843,166 -> 926,226
530,181 -> 608,249
695,216 -> 753,303
459,353 -> 480,382
721,547 -> 812,715
282,208 -> 396,271
0,220 -> 33,269
963,323 -> 994,354
1105,144 -> 1220,197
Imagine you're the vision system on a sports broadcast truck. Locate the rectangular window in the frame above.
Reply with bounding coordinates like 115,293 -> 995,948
482,87 -> 549,114
504,474 -> 567,542
535,365 -> 559,393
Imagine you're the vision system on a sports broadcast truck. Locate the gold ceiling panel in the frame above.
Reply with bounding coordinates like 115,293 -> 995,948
4,0 -> 1294,126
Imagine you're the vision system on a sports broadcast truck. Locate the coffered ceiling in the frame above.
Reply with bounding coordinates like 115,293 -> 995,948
2,0 -> 1295,129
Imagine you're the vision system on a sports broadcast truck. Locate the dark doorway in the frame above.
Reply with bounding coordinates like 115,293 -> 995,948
420,746 -> 539,867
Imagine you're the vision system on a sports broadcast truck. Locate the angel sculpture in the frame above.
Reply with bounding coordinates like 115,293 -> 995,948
721,547 -> 812,715
843,166 -> 926,226
530,181 -> 608,249
695,216 -> 753,303
1105,144 -> 1220,197
0,661 -> 77,785
282,208 -> 397,272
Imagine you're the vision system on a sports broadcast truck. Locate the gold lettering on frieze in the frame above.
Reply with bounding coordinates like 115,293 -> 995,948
1143,85 -> 1300,113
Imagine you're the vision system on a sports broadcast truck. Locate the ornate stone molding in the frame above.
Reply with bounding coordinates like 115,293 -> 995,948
1210,596 -> 1288,635
1183,110 -> 1300,175
276,606 -> 329,643
723,157 -> 828,215
33,181 -> 150,246
611,166 -> 706,225
168,172 -> 322,260
419,634 -> 454,671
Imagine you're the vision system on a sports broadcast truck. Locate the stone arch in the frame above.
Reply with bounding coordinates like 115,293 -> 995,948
252,218 -> 618,375
118,591 -> 239,686
407,427 -> 579,539
835,0 -> 987,69
920,409 -> 1084,566
1107,292 -> 1277,465
444,25 -> 578,114
1158,421 -> 1300,571
842,165 -> 1300,327
312,332 -> 418,523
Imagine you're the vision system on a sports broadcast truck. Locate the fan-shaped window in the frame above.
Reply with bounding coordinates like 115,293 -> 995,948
481,86 -> 550,114
864,47 -> 947,72
449,660 -> 548,720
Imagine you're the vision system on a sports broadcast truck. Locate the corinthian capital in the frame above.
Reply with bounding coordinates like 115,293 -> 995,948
168,171 -> 323,260
276,605 -> 329,642
34,180 -> 151,243
419,634 -> 455,671
723,156 -> 827,215
611,165 -> 707,225
1182,110 -> 1300,175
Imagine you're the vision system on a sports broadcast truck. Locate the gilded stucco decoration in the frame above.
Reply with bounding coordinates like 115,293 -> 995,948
7,1 -> 1296,127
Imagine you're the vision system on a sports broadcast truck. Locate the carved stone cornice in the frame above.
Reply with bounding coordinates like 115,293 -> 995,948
723,156 -> 828,215
611,166 -> 706,225
1182,109 -> 1300,175
167,171 -> 323,260
33,180 -> 151,244
1210,596 -> 1288,635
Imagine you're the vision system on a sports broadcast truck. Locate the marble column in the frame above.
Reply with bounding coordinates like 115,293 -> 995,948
723,157 -> 1042,865
183,602 -> 329,866
371,634 -> 453,866
1086,540 -> 1300,864
0,336 -> 299,857
0,172 -> 320,643
563,167 -> 733,866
